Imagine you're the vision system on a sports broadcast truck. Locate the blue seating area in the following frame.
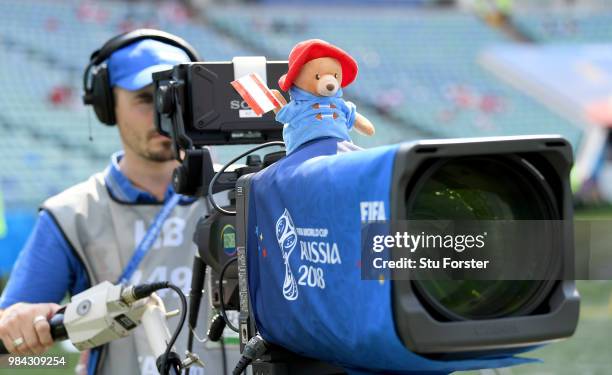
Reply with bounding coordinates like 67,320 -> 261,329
0,1 -> 253,70
0,1 -> 426,210
0,1 -> 589,211
0,0 -> 270,209
208,6 -> 583,144
513,10 -> 612,43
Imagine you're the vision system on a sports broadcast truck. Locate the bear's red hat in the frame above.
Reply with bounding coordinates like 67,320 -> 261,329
278,39 -> 358,92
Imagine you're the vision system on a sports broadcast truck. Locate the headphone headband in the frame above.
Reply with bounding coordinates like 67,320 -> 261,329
83,29 -> 200,126
89,28 -> 200,65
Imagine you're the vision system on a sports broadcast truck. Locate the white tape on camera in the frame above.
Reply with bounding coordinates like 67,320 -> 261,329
231,72 -> 281,116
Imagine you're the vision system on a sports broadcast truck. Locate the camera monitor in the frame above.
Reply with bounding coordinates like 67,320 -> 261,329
153,57 -> 287,149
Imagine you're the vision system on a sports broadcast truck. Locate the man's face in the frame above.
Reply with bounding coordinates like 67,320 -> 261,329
113,84 -> 173,162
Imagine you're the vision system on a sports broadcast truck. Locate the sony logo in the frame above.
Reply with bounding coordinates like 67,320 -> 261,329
230,100 -> 252,110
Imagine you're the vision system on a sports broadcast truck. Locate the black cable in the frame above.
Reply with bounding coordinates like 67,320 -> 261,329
218,257 -> 239,333
161,283 -> 188,375
208,314 -> 228,375
208,141 -> 285,216
207,314 -> 226,342
120,282 -> 186,375
232,334 -> 267,375
186,254 -> 207,375
129,282 -> 169,301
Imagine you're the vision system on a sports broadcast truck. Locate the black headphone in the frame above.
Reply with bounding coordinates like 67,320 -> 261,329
82,29 -> 201,126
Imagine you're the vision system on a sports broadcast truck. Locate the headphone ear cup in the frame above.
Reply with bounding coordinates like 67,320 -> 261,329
90,65 -> 116,126
84,30 -> 200,127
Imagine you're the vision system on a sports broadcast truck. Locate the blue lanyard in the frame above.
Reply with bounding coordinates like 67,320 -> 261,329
117,193 -> 182,285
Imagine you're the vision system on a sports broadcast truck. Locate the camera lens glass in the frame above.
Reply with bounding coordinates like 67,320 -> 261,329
407,157 -> 558,320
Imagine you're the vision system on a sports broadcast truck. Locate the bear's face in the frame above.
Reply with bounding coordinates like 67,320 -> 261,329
293,57 -> 343,97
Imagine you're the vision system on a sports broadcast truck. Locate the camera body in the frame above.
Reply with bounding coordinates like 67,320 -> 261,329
233,136 -> 579,372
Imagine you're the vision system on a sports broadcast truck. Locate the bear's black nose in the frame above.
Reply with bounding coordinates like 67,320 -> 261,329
326,84 -> 335,91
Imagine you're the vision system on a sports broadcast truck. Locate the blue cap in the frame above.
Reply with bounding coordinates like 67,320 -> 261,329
107,39 -> 191,91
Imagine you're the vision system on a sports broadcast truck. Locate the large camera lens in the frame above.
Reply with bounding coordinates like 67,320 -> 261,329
406,156 -> 559,320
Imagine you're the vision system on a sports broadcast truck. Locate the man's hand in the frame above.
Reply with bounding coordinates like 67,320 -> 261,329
0,303 -> 61,355
271,90 -> 287,114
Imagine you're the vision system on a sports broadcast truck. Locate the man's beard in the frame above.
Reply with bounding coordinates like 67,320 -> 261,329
140,133 -> 174,162
144,149 -> 174,162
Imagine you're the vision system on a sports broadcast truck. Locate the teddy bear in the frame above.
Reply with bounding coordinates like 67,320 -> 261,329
271,39 -> 375,154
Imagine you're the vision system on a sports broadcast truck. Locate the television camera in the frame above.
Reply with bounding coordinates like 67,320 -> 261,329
150,57 -> 580,375
0,57 -> 579,375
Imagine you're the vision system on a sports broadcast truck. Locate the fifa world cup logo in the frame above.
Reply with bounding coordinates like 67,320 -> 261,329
276,209 -> 299,301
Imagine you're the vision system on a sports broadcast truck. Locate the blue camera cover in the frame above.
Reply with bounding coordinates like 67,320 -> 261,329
246,137 -> 537,374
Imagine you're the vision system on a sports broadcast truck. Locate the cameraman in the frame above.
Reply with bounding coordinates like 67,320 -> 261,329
0,30 -> 237,374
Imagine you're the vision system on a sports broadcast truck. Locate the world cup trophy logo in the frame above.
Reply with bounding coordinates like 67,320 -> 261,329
276,209 -> 299,301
